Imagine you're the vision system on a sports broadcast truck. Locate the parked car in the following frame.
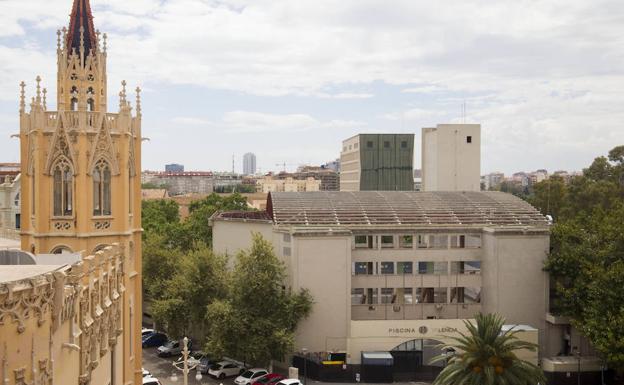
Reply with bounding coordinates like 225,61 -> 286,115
142,368 -> 151,377
235,368 -> 269,385
142,376 -> 162,385
142,332 -> 168,348
208,361 -> 244,379
141,328 -> 154,337
175,352 -> 205,369
157,339 -> 191,357
251,373 -> 285,385
198,356 -> 219,374
276,379 -> 302,385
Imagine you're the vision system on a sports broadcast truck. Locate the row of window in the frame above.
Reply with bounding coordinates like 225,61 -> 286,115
49,158 -> 130,218
351,287 -> 482,305
354,234 -> 481,249
353,261 -> 481,275
343,140 -> 410,152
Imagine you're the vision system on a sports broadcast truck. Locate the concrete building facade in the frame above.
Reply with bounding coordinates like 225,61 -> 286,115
256,176 -> 321,193
340,134 -> 414,191
243,153 -> 257,175
422,124 -> 481,192
212,191 -> 559,376
9,0 -> 144,383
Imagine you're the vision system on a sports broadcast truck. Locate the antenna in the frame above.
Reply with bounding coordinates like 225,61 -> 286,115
232,154 -> 236,174
462,100 -> 467,124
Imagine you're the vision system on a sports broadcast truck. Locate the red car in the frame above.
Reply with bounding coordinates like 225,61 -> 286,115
251,373 -> 285,385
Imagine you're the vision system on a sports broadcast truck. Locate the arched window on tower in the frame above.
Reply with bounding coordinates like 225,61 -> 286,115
71,98 -> 78,111
93,159 -> 112,216
87,99 -> 95,112
53,159 -> 73,216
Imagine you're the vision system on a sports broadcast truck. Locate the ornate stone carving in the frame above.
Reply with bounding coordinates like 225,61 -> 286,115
44,114 -> 77,175
0,274 -> 55,333
88,117 -> 120,176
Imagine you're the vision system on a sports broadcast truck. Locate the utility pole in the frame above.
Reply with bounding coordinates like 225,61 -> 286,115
232,154 -> 235,174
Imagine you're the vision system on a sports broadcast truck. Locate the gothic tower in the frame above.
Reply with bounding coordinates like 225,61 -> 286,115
19,0 -> 142,383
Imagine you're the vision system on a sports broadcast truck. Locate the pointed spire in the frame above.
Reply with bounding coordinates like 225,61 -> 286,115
66,0 -> 97,60
35,76 -> 42,104
103,32 -> 107,54
19,81 -> 26,113
57,29 -> 62,51
43,88 -> 48,110
135,87 -> 142,115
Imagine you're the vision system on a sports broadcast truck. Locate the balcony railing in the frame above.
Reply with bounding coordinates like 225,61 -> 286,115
43,111 -> 120,130
351,302 -> 482,321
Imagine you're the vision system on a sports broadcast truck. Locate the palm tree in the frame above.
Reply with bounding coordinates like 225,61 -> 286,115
432,313 -> 546,385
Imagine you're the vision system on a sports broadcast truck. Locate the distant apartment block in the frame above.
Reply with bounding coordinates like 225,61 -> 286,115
323,158 -> 341,172
257,175 -> 321,193
165,163 -> 185,173
0,173 -> 20,231
422,124 -> 481,192
243,153 -> 257,175
293,166 -> 340,191
483,172 -> 505,190
340,134 -> 414,191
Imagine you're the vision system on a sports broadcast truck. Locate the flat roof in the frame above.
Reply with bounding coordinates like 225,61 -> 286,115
266,191 -> 548,227
0,265 -> 65,283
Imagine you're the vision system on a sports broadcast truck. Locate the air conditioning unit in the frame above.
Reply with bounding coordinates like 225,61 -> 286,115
435,304 -> 444,310
393,305 -> 401,312
368,306 -> 376,311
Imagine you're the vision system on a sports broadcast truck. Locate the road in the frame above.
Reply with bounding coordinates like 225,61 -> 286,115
142,347 -> 238,385
142,347 -> 431,385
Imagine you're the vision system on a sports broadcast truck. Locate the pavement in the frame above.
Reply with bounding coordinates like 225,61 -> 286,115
142,348 -> 431,385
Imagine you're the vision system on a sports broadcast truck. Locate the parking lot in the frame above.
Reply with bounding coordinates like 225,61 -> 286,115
142,347 -> 238,385
142,347 -> 431,385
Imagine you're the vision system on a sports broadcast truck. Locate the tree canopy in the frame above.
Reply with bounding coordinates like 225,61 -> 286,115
538,145 -> 624,370
204,233 -> 313,366
432,313 -> 545,385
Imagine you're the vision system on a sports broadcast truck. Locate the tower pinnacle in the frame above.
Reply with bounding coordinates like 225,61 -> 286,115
66,0 -> 97,58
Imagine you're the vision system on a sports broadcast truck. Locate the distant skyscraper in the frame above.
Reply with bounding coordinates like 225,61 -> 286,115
243,153 -> 257,175
165,163 -> 184,173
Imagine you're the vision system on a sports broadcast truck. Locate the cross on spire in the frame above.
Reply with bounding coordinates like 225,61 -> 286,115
66,0 -> 97,58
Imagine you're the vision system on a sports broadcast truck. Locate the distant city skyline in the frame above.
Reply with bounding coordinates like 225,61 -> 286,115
1,1 -> 622,175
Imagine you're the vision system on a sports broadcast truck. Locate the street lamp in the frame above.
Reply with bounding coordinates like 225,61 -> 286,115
170,337 -> 202,385
301,348 -> 308,385
572,346 -> 581,385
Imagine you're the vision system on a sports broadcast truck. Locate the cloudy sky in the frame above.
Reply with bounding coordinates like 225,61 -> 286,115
1,0 -> 623,174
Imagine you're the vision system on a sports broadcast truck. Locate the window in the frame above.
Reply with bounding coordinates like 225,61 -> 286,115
353,262 -> 375,275
354,143 -> 359,149
399,288 -> 413,304
450,287 -> 481,303
466,234 -> 482,248
397,262 -> 413,274
401,141 -> 408,148
380,288 -> 394,304
53,159 -> 73,216
343,146 -> 347,152
418,261 -> 448,275
351,288 -> 365,305
14,193 -> 19,207
283,247 -> 291,256
450,235 -> 466,248
366,288 -> 378,304
417,234 -> 428,248
417,287 -> 447,303
383,141 -> 390,148
354,235 -> 374,249
283,233 -> 291,243
87,98 -> 95,112
450,261 -> 481,275
93,159 -> 111,216
467,136 -> 472,143
366,141 -> 373,148
380,235 -> 394,248
380,262 -> 394,275
70,98 -> 78,111
429,234 -> 449,248
349,145 -> 352,150
31,175 -> 35,215
51,246 -> 73,254
399,235 -> 413,248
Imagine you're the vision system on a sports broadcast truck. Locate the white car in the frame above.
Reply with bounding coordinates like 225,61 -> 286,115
175,352 -> 204,369
234,368 -> 268,385
208,361 -> 244,379
142,368 -> 151,377
276,379 -> 302,385
142,376 -> 161,385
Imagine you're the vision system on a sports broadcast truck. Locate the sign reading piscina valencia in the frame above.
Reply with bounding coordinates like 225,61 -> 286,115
387,326 -> 459,336
350,319 -> 470,339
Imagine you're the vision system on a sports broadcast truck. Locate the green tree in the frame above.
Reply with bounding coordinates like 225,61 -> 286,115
544,145 -> 624,371
529,175 -> 566,220
204,234 -> 313,366
142,232 -> 182,300
151,244 -> 228,339
432,313 -> 545,385
142,199 -> 180,235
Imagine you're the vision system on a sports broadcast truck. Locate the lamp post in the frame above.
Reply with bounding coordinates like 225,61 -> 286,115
301,348 -> 308,385
572,347 -> 581,385
170,337 -> 202,385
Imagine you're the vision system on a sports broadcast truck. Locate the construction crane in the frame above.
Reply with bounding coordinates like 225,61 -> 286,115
275,162 -> 300,173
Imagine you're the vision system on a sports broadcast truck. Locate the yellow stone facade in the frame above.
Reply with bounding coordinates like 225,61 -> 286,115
1,0 -> 144,383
